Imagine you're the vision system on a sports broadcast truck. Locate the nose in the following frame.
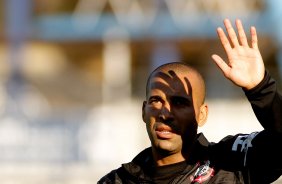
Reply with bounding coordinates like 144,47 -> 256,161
159,103 -> 174,122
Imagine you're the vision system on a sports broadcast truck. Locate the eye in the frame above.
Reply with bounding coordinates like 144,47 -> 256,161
148,96 -> 163,105
171,97 -> 191,107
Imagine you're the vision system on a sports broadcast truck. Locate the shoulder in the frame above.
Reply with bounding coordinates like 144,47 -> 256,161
98,168 -> 122,184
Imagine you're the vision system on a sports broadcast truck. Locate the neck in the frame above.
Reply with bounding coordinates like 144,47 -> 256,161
152,141 -> 197,167
152,149 -> 186,167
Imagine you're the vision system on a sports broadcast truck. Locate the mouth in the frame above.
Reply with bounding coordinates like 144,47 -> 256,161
155,125 -> 174,139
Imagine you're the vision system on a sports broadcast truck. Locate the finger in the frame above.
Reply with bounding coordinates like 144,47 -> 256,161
235,19 -> 248,47
250,26 -> 258,49
217,27 -> 232,54
224,19 -> 240,47
211,54 -> 230,77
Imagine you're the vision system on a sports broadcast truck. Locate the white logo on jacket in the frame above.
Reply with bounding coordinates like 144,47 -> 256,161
232,132 -> 259,166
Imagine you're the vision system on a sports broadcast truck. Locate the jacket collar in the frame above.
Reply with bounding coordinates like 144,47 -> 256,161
121,133 -> 210,181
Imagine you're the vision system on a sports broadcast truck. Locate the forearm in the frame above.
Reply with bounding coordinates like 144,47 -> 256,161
244,70 -> 282,133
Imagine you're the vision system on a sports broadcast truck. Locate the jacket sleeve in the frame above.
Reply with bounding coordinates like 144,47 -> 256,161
210,131 -> 282,183
244,70 -> 282,133
211,70 -> 282,169
209,72 -> 282,182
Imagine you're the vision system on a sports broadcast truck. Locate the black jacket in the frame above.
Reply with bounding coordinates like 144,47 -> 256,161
98,71 -> 282,183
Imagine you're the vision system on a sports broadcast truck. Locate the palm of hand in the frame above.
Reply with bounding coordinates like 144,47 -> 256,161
212,19 -> 265,90
226,46 -> 264,89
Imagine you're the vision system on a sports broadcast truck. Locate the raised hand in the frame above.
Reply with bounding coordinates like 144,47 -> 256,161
212,19 -> 265,90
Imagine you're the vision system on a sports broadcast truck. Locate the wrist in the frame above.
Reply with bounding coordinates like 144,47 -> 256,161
243,70 -> 268,92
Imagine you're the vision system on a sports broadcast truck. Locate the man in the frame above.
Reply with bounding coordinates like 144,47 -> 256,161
98,19 -> 282,183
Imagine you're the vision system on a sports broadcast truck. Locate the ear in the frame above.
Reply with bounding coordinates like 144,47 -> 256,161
197,103 -> 208,127
142,101 -> 147,123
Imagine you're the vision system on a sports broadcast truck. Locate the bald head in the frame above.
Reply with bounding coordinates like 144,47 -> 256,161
146,62 -> 206,106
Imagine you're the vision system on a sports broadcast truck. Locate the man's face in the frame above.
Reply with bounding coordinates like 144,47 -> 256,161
142,70 -> 200,156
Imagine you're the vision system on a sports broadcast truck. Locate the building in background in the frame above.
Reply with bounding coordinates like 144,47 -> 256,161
0,0 -> 281,183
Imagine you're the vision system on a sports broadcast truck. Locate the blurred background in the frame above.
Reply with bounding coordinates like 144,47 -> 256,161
0,0 -> 282,183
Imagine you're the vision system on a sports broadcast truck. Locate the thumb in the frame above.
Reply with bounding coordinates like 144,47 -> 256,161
211,54 -> 230,78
